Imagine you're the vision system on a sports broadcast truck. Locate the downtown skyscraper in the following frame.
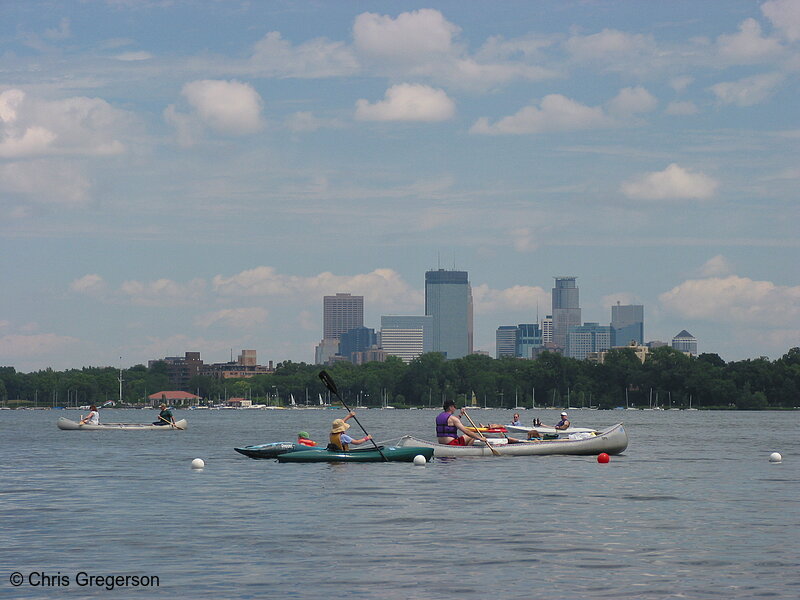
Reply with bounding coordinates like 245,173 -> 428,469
323,293 -> 363,340
611,302 -> 644,346
425,269 -> 473,359
552,276 -> 581,350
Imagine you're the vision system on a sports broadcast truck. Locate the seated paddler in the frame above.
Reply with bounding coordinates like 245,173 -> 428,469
436,400 -> 487,446
328,412 -> 371,451
297,431 -> 317,447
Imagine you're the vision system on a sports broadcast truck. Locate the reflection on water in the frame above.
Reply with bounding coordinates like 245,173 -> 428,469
1,409 -> 798,599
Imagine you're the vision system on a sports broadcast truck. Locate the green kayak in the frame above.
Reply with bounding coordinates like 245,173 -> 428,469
276,445 -> 433,463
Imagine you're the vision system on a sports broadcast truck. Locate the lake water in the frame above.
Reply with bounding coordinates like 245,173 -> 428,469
1,408 -> 798,599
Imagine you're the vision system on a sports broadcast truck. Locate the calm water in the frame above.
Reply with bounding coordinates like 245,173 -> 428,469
1,408 -> 798,599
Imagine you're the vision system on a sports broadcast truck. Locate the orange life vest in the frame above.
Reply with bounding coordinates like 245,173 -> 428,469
298,437 -> 316,447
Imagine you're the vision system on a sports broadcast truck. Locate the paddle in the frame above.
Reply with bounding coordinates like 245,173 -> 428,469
318,370 -> 387,462
461,408 -> 501,456
159,414 -> 184,430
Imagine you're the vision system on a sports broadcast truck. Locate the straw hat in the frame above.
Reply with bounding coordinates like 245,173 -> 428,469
330,419 -> 350,434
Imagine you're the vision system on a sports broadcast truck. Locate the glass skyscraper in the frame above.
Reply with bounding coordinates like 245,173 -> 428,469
552,276 -> 581,349
425,269 -> 473,359
611,302 -> 644,346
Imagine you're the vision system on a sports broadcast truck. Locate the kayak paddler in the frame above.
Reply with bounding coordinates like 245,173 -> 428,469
297,431 -> 317,447
328,412 -> 371,451
153,403 -> 176,426
436,400 -> 486,446
79,405 -> 99,425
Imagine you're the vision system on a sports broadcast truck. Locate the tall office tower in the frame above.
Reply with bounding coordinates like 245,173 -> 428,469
517,323 -> 543,358
566,323 -> 612,360
611,302 -> 644,346
541,315 -> 553,344
425,269 -> 473,359
339,327 -> 377,362
551,277 -> 581,349
496,326 -> 518,358
380,315 -> 433,363
323,293 -> 364,340
672,330 -> 697,355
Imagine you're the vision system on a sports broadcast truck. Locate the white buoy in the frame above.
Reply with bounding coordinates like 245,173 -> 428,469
413,454 -> 427,466
191,458 -> 205,469
769,452 -> 782,463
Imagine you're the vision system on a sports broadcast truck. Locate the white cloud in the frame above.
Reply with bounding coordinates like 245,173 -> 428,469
212,267 -> 421,312
698,255 -> 734,277
44,17 -> 71,41
353,9 -> 460,65
70,274 -> 107,296
0,89 -> 25,122
762,0 -> 800,42
565,28 -> 656,64
710,72 -> 784,106
511,227 -> 539,252
285,111 -> 343,132
472,284 -> 548,314
665,101 -> 699,116
716,18 -> 784,62
195,307 -> 268,329
470,94 -> 613,135
607,86 -> 658,116
114,51 -> 153,61
621,163 -> 719,201
119,278 -> 207,306
180,80 -> 264,136
352,9 -> 554,89
659,276 -> 800,327
249,31 -> 359,77
418,207 -> 457,231
0,89 -> 129,158
0,333 -> 80,358
0,160 -> 92,207
602,293 -> 641,308
670,76 -> 694,93
355,83 -> 455,122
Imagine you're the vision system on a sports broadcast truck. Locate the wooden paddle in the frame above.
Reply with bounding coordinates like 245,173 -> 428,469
461,409 -> 501,456
318,370 -> 387,462
159,415 -> 184,430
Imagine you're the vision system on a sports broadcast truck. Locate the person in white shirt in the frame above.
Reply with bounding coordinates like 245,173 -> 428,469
80,405 -> 99,425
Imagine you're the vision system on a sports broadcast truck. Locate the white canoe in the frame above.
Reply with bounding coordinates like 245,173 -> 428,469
505,424 -> 597,436
57,417 -> 188,431
396,423 -> 627,457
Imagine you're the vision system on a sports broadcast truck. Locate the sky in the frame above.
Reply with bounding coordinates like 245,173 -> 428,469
1,0 -> 799,373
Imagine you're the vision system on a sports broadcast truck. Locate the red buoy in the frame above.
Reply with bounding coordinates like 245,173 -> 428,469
597,453 -> 610,463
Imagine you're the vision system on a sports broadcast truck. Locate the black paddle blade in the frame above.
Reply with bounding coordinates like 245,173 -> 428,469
318,370 -> 338,395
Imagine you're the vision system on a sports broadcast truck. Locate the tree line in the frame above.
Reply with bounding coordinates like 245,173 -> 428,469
2,346 -> 799,410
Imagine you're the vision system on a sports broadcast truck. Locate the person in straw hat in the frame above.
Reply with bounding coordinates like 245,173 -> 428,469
328,411 -> 371,451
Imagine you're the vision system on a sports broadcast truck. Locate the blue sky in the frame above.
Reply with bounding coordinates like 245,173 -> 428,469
1,0 -> 799,372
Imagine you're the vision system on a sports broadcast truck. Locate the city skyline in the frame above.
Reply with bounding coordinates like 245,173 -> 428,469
2,1 -> 799,372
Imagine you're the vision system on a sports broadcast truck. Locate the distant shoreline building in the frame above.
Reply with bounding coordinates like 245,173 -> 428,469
552,277 -> 581,350
381,315 -> 433,363
611,302 -> 644,346
316,292 -> 364,364
425,269 -> 473,359
672,330 -> 697,355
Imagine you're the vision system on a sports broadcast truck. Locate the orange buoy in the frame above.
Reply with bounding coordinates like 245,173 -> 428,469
597,453 -> 610,463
